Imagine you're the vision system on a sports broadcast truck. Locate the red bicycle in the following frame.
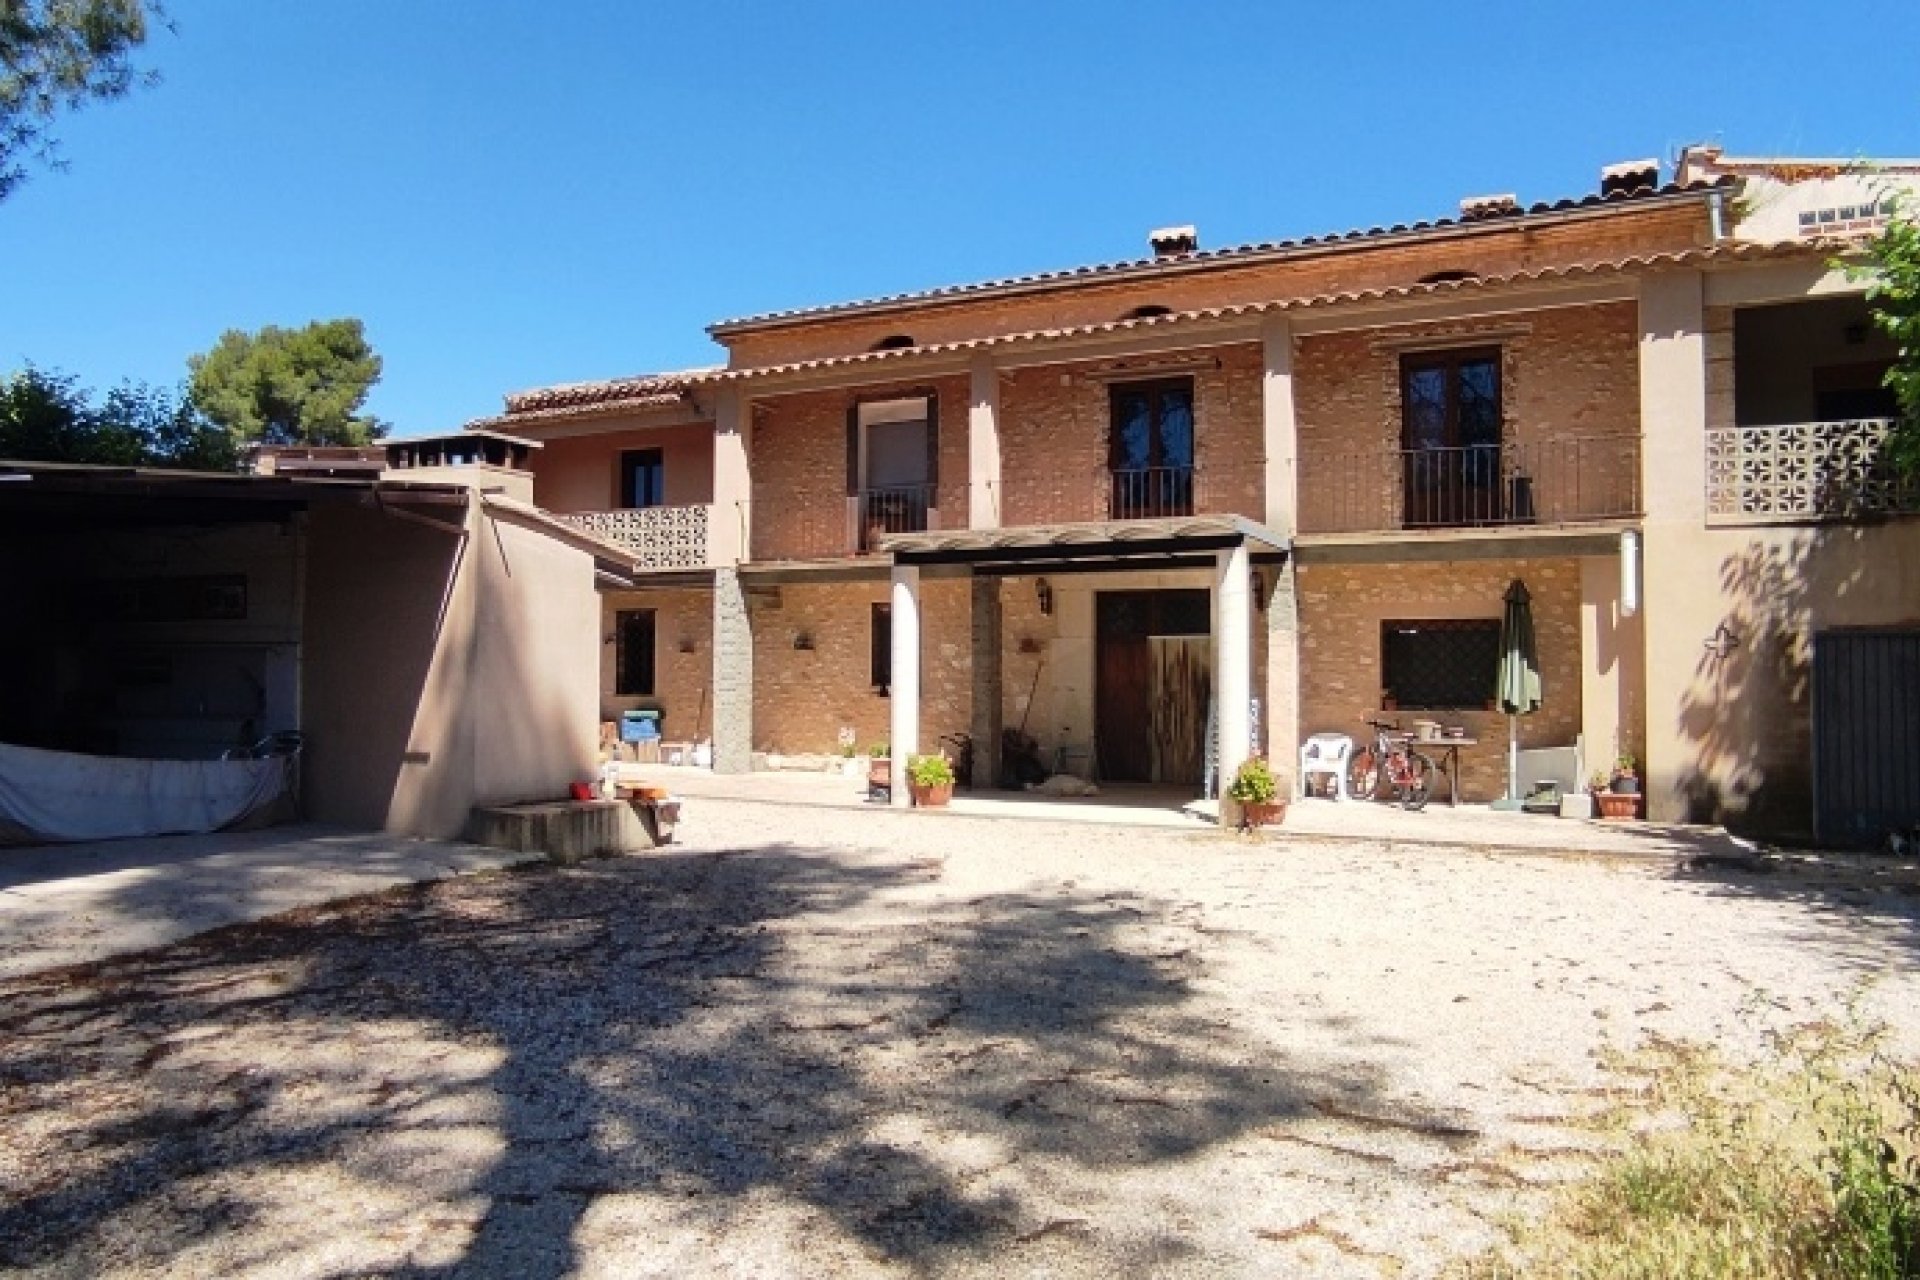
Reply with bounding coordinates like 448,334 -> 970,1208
1348,717 -> 1435,811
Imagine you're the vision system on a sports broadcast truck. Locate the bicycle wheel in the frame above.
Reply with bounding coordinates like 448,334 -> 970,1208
1397,751 -> 1435,811
1348,748 -> 1382,801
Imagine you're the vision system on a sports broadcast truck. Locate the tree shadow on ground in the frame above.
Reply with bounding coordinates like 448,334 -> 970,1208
0,843 -> 1441,1277
1667,846 -> 1920,967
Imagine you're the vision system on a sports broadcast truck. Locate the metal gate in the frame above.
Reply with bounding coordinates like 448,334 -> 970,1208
1812,629 -> 1920,845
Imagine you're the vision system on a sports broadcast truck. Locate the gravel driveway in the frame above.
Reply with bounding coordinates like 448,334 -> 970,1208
3,801 -> 1916,1278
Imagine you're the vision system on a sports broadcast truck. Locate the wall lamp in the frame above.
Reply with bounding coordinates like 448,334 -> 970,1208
1036,578 -> 1054,616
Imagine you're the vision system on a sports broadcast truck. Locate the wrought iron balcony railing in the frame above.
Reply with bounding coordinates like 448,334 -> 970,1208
1706,418 -> 1920,524
553,504 -> 713,570
748,484 -> 941,561
1298,435 -> 1641,534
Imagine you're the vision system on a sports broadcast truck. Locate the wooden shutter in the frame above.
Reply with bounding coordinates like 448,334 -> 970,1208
846,403 -> 861,496
924,392 -> 939,491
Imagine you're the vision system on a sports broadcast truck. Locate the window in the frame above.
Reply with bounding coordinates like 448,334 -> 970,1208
870,603 -> 891,692
1400,348 -> 1502,526
848,396 -> 937,549
621,448 -> 665,509
1108,377 -> 1195,518
1381,619 -> 1501,710
615,609 -> 656,696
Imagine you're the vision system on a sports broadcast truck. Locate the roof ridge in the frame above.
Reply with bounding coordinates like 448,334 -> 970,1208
706,179 -> 1734,335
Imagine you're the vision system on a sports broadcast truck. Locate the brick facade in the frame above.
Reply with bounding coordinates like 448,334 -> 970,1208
717,204 -> 1708,369
1295,302 -> 1642,533
598,587 -> 714,736
997,342 -> 1265,528
750,375 -> 970,561
750,577 -> 972,756
1296,556 -> 1584,802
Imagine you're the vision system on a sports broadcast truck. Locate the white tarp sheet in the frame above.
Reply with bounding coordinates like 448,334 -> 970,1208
0,743 -> 287,845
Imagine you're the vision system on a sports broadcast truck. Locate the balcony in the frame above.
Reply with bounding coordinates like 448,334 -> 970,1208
1707,419 -> 1920,525
1109,466 -> 1200,521
751,484 -> 941,562
1299,436 -> 1641,535
554,504 -> 713,570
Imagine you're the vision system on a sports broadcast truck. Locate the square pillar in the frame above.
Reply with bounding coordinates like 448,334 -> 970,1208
711,566 -> 754,774
889,564 -> 921,808
968,354 -> 1001,529
1214,543 -> 1254,824
1265,559 -> 1301,795
969,574 -> 1002,788
1636,270 -> 1707,821
1261,316 -> 1299,536
711,386 -> 752,565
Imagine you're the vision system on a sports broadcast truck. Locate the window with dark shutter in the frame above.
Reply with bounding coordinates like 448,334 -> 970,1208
615,609 -> 656,696
870,602 -> 891,693
1380,619 -> 1500,710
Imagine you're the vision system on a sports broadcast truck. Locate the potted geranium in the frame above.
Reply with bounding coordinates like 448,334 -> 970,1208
907,753 -> 955,807
1228,756 -> 1288,829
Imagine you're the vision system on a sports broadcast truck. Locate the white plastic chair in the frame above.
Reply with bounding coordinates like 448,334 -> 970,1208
1299,732 -> 1355,801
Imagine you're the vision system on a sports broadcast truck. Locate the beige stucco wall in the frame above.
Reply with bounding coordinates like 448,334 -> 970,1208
1638,521 -> 1920,834
303,502 -> 477,836
303,499 -> 602,838
532,421 -> 716,513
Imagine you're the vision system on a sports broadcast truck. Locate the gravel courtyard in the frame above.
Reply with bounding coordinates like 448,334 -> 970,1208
3,801 -> 1917,1278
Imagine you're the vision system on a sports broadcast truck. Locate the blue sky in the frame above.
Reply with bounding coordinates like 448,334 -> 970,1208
2,0 -> 1915,435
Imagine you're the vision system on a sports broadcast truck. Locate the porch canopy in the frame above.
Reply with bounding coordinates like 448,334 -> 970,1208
877,515 -> 1289,819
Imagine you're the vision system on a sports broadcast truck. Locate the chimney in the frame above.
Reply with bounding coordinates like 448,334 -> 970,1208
1148,224 -> 1199,259
1458,193 -> 1519,220
1600,158 -> 1660,197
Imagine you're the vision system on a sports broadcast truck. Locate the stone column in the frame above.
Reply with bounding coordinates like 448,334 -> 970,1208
711,566 -> 753,774
1261,316 -> 1299,536
889,564 -> 921,808
968,354 -> 1001,529
1636,269 -> 1707,822
711,386 -> 752,566
1264,559 -> 1301,795
969,574 -> 1003,789
1214,542 -> 1253,824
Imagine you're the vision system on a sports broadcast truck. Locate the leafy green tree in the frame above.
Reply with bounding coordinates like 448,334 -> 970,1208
0,365 -> 234,468
188,318 -> 388,447
1863,193 -> 1920,474
0,0 -> 162,201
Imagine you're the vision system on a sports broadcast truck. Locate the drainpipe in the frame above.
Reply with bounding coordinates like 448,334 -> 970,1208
1707,189 -> 1727,244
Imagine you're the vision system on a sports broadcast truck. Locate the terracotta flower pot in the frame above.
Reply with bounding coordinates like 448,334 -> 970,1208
868,758 -> 891,790
1242,800 -> 1288,829
1596,791 -> 1641,820
910,781 -> 953,808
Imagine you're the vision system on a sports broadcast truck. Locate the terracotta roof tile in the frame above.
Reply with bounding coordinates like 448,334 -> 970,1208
707,180 -> 1735,334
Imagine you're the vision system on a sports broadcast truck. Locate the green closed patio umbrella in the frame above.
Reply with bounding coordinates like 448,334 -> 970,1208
1492,579 -> 1541,810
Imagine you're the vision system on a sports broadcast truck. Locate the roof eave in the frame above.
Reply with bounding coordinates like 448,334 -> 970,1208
706,183 -> 1729,340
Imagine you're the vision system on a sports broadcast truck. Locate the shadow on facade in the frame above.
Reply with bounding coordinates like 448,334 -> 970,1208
1672,525 -> 1867,838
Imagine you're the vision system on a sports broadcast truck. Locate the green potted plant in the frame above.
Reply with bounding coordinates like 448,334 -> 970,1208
907,753 -> 955,808
1227,756 -> 1288,829
1610,752 -> 1640,795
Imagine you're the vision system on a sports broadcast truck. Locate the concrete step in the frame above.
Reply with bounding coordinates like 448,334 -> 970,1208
465,799 -> 657,864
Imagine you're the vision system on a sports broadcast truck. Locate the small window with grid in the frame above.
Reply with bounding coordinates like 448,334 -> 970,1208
1381,619 -> 1500,710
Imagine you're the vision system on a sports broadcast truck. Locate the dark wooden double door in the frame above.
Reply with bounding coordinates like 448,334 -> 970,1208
1095,590 -> 1211,785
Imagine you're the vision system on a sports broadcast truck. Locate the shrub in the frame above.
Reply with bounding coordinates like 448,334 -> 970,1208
1227,756 -> 1280,805
907,754 -> 954,787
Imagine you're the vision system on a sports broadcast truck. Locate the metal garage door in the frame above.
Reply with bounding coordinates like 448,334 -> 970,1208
1813,629 -> 1920,845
